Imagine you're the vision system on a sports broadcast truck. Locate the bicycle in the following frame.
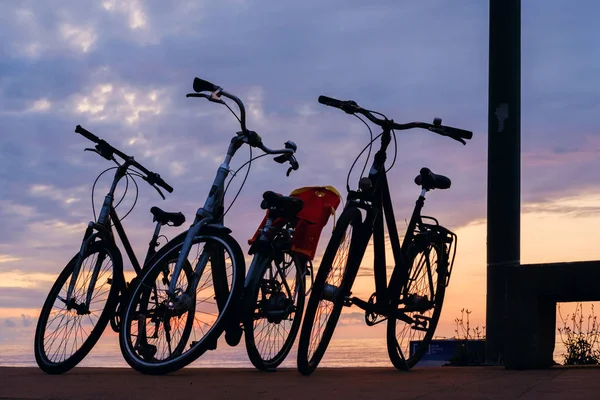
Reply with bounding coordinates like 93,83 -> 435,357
118,77 -> 300,375
296,95 -> 473,375
234,185 -> 341,371
34,126 -> 186,374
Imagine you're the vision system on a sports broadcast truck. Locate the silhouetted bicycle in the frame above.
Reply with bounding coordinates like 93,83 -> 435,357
34,126 -> 187,374
297,95 -> 473,375
119,77 -> 300,375
235,185 -> 340,371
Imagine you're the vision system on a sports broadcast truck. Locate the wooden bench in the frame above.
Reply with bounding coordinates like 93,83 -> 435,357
503,260 -> 600,369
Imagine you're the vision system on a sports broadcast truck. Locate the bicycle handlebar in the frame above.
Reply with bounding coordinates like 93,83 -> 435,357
241,131 -> 299,176
190,77 -> 249,132
188,77 -> 299,175
317,95 -> 473,144
74,125 -> 174,193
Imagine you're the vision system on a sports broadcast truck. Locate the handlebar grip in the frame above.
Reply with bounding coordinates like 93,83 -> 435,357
158,179 -> 174,193
444,126 -> 473,140
318,95 -> 346,108
146,172 -> 174,193
75,125 -> 100,143
193,77 -> 220,93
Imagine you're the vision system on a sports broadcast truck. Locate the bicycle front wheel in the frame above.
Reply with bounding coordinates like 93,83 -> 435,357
386,241 -> 447,370
296,207 -> 363,375
34,241 -> 123,374
119,228 -> 245,375
244,251 -> 305,371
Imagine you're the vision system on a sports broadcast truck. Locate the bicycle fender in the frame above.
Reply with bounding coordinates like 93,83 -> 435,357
203,223 -> 232,234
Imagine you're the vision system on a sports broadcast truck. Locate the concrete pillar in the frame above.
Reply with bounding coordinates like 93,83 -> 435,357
486,0 -> 521,364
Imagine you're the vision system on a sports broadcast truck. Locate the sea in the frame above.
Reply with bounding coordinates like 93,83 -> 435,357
0,336 -> 568,369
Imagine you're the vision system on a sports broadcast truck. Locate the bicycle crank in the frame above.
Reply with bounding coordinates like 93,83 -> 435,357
364,293 -> 386,326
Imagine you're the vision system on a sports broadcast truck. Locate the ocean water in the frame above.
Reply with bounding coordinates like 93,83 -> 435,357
0,337 -> 396,369
0,335 -> 568,369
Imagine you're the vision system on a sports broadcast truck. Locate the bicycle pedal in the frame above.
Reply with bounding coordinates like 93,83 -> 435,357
414,314 -> 432,322
412,325 -> 428,332
225,325 -> 243,346
199,338 -> 218,351
412,314 -> 430,331
136,343 -> 157,360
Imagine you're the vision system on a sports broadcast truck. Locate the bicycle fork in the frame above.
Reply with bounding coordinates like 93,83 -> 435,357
321,223 -> 370,305
63,222 -> 109,313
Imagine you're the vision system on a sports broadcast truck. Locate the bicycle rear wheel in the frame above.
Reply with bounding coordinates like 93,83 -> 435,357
244,251 -> 305,371
386,241 -> 447,370
34,241 -> 122,374
296,207 -> 363,375
119,228 -> 245,375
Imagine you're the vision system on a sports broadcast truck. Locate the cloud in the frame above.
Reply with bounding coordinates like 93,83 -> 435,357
1,0 -> 600,345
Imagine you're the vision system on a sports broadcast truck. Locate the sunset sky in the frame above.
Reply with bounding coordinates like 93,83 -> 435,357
2,0 -> 600,364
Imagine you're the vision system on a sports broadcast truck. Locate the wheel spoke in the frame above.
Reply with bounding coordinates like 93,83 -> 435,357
391,242 -> 444,368
121,233 -> 241,370
36,245 -> 115,370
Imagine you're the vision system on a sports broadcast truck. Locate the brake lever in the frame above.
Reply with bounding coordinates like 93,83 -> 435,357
452,136 -> 467,145
152,184 -> 166,200
84,144 -> 113,160
273,154 -> 287,164
209,89 -> 226,104
289,158 -> 300,176
428,127 -> 467,145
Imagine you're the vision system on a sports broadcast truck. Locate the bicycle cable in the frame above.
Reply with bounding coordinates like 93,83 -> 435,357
156,234 -> 169,247
360,108 -> 399,173
224,101 -> 242,125
222,145 -> 253,218
90,164 -> 143,224
106,156 -> 140,224
355,114 -> 374,181
112,161 -> 130,211
115,171 -> 140,223
386,129 -> 398,173
223,152 -> 269,198
346,117 -> 383,192
91,166 -> 118,221
220,92 -> 268,218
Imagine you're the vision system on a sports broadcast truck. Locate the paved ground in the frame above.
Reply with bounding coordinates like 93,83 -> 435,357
1,366 -> 599,400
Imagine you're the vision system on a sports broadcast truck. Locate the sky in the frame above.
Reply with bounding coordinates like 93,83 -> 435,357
2,0 -> 600,364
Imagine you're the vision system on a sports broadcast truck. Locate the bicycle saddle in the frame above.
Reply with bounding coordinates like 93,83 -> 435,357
260,191 -> 304,215
414,167 -> 451,190
150,206 -> 186,227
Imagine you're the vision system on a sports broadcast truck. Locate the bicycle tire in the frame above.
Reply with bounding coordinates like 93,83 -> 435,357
244,251 -> 305,371
34,240 -> 123,374
386,241 -> 447,370
119,227 -> 245,375
297,207 -> 363,375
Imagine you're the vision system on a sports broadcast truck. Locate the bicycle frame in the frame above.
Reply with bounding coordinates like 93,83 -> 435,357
330,127 -> 433,324
168,134 -> 247,296
167,77 -> 298,307
65,160 -> 164,307
245,216 -> 306,302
